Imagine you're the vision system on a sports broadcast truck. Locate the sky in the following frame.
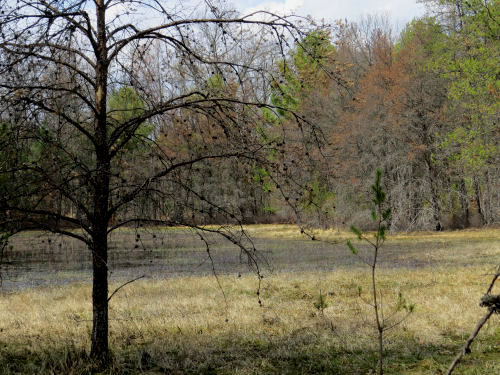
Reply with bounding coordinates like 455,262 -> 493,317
229,0 -> 427,29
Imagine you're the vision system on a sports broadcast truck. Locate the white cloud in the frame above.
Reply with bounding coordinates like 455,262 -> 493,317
242,0 -> 305,15
232,0 -> 426,28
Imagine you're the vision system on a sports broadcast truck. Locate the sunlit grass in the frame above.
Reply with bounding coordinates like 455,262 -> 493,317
244,223 -> 500,242
0,227 -> 499,374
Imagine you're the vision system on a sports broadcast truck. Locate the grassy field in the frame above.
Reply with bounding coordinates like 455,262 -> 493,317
0,225 -> 499,374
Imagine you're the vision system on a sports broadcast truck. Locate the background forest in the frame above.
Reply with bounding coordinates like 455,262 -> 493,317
283,0 -> 499,232
225,0 -> 500,232
1,0 -> 498,233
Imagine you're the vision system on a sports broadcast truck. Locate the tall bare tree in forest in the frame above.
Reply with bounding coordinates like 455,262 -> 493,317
0,0 -> 331,364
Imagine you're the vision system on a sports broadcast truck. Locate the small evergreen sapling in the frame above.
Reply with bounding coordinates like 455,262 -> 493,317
346,170 -> 414,375
313,289 -> 329,315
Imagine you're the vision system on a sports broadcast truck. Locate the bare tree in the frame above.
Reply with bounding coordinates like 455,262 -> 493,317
0,0 -> 330,364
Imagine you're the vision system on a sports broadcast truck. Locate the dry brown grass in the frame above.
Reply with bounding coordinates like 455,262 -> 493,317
243,224 -> 500,242
0,227 -> 499,374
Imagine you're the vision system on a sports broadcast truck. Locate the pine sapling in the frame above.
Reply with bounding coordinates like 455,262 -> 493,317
346,170 -> 414,375
314,289 -> 329,316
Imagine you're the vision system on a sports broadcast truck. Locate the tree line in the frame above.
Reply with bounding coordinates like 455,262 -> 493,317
276,1 -> 499,232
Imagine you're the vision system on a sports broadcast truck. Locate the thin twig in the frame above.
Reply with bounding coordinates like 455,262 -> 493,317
107,275 -> 145,302
197,232 -> 228,308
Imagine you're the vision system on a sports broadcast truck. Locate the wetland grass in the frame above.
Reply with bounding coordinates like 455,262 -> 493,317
0,226 -> 498,374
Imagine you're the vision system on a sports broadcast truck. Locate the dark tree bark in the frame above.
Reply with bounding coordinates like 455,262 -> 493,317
90,0 -> 111,358
90,232 -> 109,359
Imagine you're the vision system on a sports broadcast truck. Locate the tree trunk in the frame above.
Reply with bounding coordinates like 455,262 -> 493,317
458,178 -> 469,228
429,172 -> 441,229
473,176 -> 485,225
483,170 -> 492,224
90,231 -> 109,362
89,149 -> 110,363
91,0 -> 110,361
425,154 -> 441,230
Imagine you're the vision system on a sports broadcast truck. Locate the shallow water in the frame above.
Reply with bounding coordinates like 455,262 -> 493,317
1,228 -> 498,291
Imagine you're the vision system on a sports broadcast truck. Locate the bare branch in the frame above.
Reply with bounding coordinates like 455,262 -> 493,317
107,274 -> 145,302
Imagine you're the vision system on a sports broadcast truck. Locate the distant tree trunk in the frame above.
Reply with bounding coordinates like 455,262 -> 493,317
458,178 -> 470,228
483,170 -> 493,224
474,176 -> 485,225
426,158 -> 441,230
